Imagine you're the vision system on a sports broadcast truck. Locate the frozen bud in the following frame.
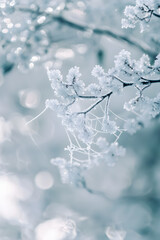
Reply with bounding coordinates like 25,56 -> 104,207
66,66 -> 81,84
114,49 -> 131,71
87,83 -> 102,96
47,69 -> 62,82
45,99 -> 67,116
91,65 -> 105,79
45,99 -> 59,110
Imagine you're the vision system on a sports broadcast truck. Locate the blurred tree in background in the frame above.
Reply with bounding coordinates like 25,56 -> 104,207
0,1 -> 160,240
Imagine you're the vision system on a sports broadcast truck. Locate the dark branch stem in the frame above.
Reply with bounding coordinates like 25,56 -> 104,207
147,79 -> 160,83
78,95 -> 99,99
153,12 -> 160,18
75,78 -> 160,115
77,95 -> 109,115
81,178 -> 160,205
80,178 -> 110,200
17,6 -> 156,58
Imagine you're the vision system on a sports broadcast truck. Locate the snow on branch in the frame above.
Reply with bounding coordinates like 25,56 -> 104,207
0,1 -> 156,74
46,50 -> 160,185
122,0 -> 160,31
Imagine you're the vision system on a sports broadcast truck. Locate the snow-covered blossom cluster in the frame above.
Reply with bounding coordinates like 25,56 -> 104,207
1,1 -> 160,240
46,51 -> 160,184
0,0 -> 156,74
0,0 -> 129,74
122,0 -> 160,31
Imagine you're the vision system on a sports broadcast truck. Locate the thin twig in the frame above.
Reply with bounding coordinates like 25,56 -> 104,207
17,6 -> 156,58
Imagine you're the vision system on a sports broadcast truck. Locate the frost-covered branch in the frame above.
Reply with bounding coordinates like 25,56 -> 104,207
46,50 -> 160,184
122,0 -> 160,31
0,1 -> 156,74
17,6 -> 156,58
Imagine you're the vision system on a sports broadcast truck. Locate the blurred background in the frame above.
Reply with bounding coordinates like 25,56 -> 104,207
0,0 -> 160,239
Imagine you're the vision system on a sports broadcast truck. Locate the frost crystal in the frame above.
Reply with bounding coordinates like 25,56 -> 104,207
91,65 -> 105,79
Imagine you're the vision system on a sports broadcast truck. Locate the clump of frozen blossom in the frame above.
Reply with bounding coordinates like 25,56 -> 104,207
114,50 -> 153,86
91,65 -> 105,79
124,94 -> 160,126
50,138 -> 126,184
46,51 -> 160,184
102,117 -> 118,134
96,138 -> 125,167
87,83 -> 102,97
92,65 -> 123,94
122,0 -> 160,31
